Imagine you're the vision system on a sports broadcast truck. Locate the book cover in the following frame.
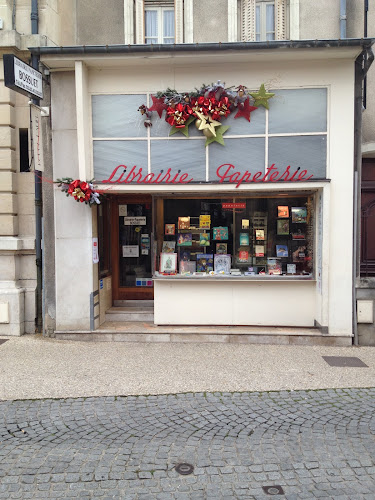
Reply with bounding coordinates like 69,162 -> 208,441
164,223 -> 175,235
255,245 -> 265,257
180,260 -> 196,274
277,219 -> 289,235
178,216 -> 190,229
292,245 -> 306,262
196,254 -> 214,273
242,219 -> 250,230
267,258 -> 282,275
160,253 -> 177,273
291,207 -> 307,223
216,243 -> 227,254
239,233 -> 250,245
200,233 -> 210,246
255,229 -> 265,240
199,215 -> 211,229
162,240 -> 176,253
177,233 -> 192,246
179,249 -> 191,261
278,206 -> 289,218
287,263 -> 297,274
213,226 -> 229,240
214,254 -> 231,274
239,250 -> 249,262
276,244 -> 288,257
292,229 -> 305,240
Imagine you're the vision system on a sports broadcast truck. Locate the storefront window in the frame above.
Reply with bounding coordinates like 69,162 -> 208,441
155,195 -> 314,277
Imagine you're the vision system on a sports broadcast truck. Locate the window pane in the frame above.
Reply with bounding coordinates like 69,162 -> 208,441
268,89 -> 327,133
145,38 -> 158,44
266,32 -> 275,41
266,4 -> 275,32
163,10 -> 175,39
92,95 -> 148,138
256,5 -> 260,35
151,140 -> 206,182
268,136 -> 327,179
93,140 -> 148,182
209,138 -> 265,182
145,10 -> 158,38
163,38 -> 174,44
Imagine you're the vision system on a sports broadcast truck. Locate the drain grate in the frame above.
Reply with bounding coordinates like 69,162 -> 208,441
322,356 -> 368,367
175,463 -> 194,475
0,340 -> 8,346
262,485 -> 285,496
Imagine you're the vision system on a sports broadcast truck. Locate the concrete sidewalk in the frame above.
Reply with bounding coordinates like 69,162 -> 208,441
0,334 -> 374,400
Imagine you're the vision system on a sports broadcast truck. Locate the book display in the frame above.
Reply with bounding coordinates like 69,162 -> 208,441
157,197 -> 313,277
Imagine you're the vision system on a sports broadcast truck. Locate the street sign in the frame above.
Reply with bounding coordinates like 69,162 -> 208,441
3,54 -> 43,100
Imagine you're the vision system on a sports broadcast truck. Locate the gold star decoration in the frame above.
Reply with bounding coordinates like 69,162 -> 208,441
195,111 -> 221,137
169,115 -> 196,137
250,84 -> 275,109
205,125 -> 230,147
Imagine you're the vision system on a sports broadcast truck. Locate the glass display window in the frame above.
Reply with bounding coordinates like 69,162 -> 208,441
154,194 -> 315,278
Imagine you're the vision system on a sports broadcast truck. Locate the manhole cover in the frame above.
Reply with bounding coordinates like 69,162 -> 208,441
322,356 -> 368,367
175,463 -> 194,475
262,485 -> 285,496
0,340 -> 8,346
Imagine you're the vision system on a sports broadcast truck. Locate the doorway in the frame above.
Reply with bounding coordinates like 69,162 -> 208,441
111,195 -> 154,300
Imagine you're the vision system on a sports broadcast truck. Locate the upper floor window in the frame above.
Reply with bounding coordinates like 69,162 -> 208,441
145,6 -> 175,44
256,1 -> 275,41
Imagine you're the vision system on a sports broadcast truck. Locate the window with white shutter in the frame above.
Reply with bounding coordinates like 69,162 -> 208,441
241,0 -> 286,42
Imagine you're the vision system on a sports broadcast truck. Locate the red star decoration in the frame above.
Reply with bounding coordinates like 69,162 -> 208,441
234,97 -> 258,122
148,95 -> 167,118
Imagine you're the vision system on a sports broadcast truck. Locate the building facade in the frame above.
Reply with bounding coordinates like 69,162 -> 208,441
1,1 -> 374,345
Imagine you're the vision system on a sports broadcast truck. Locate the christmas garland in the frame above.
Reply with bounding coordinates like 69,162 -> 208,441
138,81 -> 274,146
56,178 -> 101,206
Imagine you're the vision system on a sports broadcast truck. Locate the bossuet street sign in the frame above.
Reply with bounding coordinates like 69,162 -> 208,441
3,54 -> 43,100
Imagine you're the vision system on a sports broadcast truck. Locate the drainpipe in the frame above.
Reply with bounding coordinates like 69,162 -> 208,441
340,0 -> 346,38
353,47 -> 374,345
31,0 -> 42,333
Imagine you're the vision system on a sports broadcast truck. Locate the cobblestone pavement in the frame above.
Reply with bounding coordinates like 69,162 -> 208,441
0,389 -> 375,499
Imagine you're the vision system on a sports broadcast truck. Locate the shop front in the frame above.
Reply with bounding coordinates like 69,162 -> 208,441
38,41 -> 369,342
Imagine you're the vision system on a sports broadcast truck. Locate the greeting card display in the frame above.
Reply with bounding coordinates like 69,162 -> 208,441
199,215 -> 211,229
277,220 -> 289,235
214,254 -> 231,274
255,245 -> 265,257
162,241 -> 176,253
177,233 -> 192,246
291,207 -> 307,223
196,254 -> 214,273
276,244 -> 288,257
165,224 -> 175,235
213,226 -> 229,240
216,243 -> 228,254
160,253 -> 177,273
239,233 -> 250,246
200,233 -> 210,246
178,216 -> 190,229
255,229 -> 265,240
267,258 -> 282,275
278,206 -> 289,218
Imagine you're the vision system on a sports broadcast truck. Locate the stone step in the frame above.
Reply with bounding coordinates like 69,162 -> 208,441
106,307 -> 154,322
113,300 -> 154,308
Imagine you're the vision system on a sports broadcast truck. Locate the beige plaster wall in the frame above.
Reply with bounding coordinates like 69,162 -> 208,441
193,0 -> 228,43
299,0 -> 340,40
76,0 -> 124,45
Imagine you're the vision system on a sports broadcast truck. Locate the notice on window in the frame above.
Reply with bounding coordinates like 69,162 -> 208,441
124,216 -> 146,225
122,245 -> 139,258
92,237 -> 99,264
119,205 -> 127,216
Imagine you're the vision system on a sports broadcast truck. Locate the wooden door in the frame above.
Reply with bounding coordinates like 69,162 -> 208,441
111,195 -> 154,300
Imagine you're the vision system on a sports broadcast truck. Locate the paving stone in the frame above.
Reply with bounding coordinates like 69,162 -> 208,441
0,388 -> 374,499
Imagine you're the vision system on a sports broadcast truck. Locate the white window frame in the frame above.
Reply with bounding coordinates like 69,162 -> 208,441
256,0 -> 275,41
241,0 -> 286,42
144,6 -> 175,44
